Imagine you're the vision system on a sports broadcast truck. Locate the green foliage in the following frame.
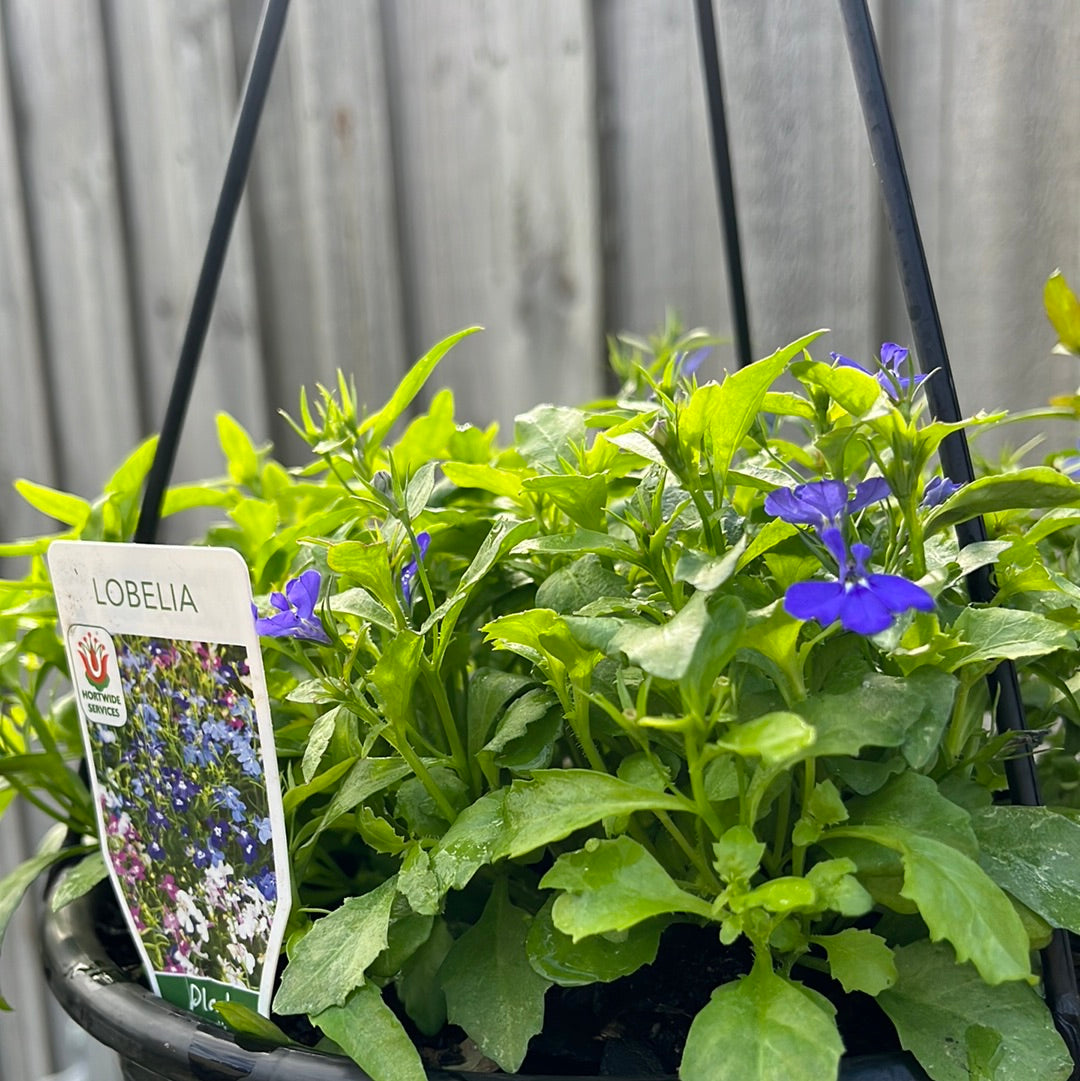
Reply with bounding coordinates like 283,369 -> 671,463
8,317 -> 1080,1081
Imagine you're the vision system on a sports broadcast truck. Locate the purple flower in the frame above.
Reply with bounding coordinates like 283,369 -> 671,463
400,532 -> 431,607
253,569 -> 331,644
147,841 -> 166,862
922,476 -> 961,508
784,527 -> 934,635
674,347 -> 710,379
1060,443 -> 1080,479
765,478 -> 889,530
831,342 -> 926,399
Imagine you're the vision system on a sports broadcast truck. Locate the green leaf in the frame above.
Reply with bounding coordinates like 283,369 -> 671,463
713,825 -> 766,885
104,435 -> 159,497
949,608 -> 1074,666
680,960 -> 843,1081
273,877 -> 397,1016
812,929 -> 897,996
878,940 -> 1072,1081
847,772 -> 978,859
680,331 -> 824,486
466,668 -> 535,755
282,756 -> 356,815
798,671 -> 956,759
542,836 -> 711,941
327,539 -> 398,610
442,461 -> 526,500
422,519 -> 537,634
213,1001 -> 294,1046
359,327 -> 481,447
481,688 -> 559,770
535,554 -> 629,614
925,468 -> 1080,536
1045,270 -> 1080,355
609,591 -> 744,682
160,485 -> 233,517
13,481 -> 91,529
673,538 -> 748,593
368,632 -> 424,730
972,805 -> 1080,934
514,404 -> 585,471
311,756 -> 415,830
329,586 -> 398,632
2,827 -> 78,1009
716,711 -> 815,767
396,917 -> 453,1036
432,771 -> 687,893
398,844 -> 440,917
439,882 -> 551,1072
216,413 -> 259,485
828,824 -> 1030,984
526,897 -> 661,987
314,983 -> 426,1081
797,360 -> 887,417
301,709 -> 339,783
49,851 -> 108,912
404,460 -> 437,521
521,473 -> 607,530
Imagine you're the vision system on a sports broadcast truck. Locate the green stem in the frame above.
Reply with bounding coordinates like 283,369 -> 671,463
570,687 -> 607,773
423,662 -> 478,796
791,758 -> 815,878
392,731 -> 458,823
685,734 -> 724,840
655,809 -> 720,889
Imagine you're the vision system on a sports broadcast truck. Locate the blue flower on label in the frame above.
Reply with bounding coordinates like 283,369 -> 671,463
765,478 -> 889,531
922,476 -> 962,508
236,827 -> 259,865
147,841 -> 166,862
400,532 -> 431,607
252,569 -> 331,644
832,342 -> 927,399
253,866 -> 277,902
784,527 -> 934,635
253,815 -> 273,844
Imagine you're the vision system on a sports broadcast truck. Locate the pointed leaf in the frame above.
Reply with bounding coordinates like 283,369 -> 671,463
439,884 -> 551,1072
879,940 -> 1072,1081
542,836 -> 712,941
925,468 -> 1080,536
314,983 -> 426,1081
813,929 -> 897,996
972,805 -> 1080,934
273,878 -> 397,1015
432,771 -> 687,893
1045,270 -> 1080,355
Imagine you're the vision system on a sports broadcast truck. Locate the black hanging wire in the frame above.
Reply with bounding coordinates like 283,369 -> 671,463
693,0 -> 753,369
835,0 -> 1080,1062
134,0 -> 291,544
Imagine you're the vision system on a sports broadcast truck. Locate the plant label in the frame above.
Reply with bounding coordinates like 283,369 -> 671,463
50,541 -> 291,1026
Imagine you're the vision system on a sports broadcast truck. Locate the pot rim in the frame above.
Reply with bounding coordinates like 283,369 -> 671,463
39,870 -> 930,1081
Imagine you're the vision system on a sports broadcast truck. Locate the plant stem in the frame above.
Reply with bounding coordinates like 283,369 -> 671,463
423,662 -> 478,796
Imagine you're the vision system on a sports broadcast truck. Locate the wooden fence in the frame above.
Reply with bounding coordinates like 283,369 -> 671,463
0,1 -> 1078,1076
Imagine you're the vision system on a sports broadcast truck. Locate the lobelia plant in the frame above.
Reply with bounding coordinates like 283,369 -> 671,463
6,312 -> 1080,1081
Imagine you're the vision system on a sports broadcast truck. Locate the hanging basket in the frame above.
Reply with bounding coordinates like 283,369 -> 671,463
42,873 -> 932,1081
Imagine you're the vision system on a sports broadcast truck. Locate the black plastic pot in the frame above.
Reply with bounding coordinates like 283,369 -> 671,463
41,872 -> 930,1081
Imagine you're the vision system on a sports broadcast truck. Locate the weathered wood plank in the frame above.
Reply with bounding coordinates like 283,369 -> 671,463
0,8 -> 55,544
899,0 -> 1080,423
103,0 -> 269,485
382,0 -> 603,430
231,0 -> 407,451
2,0 -> 140,500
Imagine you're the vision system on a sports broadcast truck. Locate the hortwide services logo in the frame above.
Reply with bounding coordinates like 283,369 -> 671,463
68,626 -> 127,726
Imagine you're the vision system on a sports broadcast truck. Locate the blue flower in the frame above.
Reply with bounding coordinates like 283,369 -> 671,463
764,478 -> 889,530
784,527 -> 934,635
922,476 -> 961,507
253,866 -> 277,902
253,569 -> 331,644
831,342 -> 926,400
400,532 -> 431,607
673,347 -> 710,379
